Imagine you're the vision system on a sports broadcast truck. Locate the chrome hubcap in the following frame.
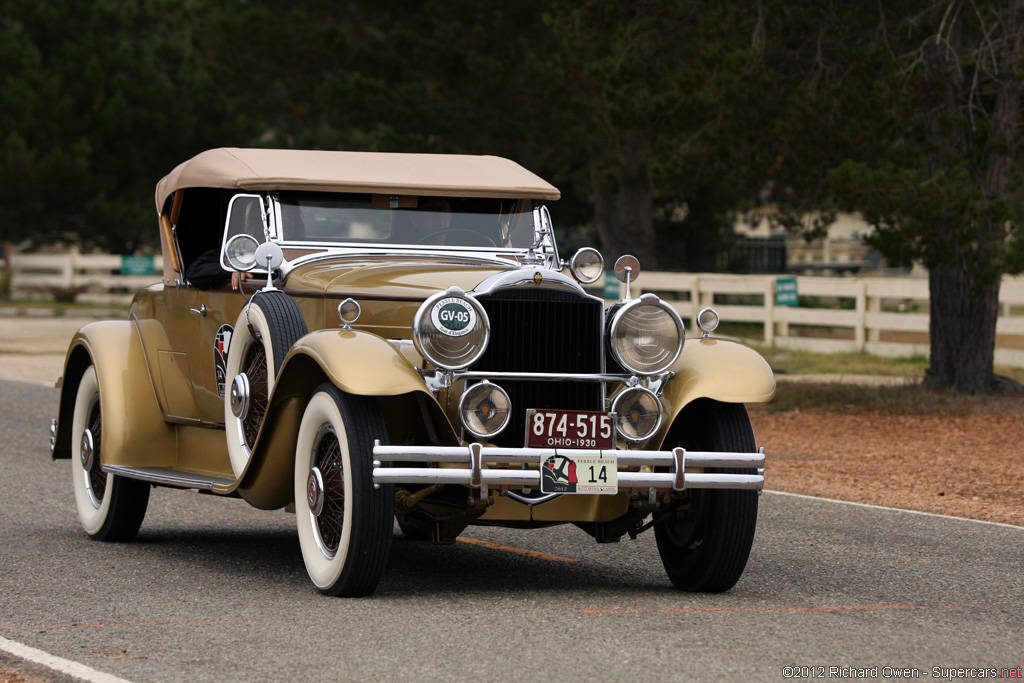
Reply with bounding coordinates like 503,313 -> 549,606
230,373 -> 250,419
307,467 -> 325,517
80,429 -> 95,471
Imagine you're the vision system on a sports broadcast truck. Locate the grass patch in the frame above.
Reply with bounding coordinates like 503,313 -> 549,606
760,380 -> 1024,415
755,346 -> 929,377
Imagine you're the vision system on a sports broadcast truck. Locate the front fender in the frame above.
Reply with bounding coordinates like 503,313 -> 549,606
236,329 -> 454,509
282,328 -> 428,397
53,321 -> 174,466
650,337 -> 775,448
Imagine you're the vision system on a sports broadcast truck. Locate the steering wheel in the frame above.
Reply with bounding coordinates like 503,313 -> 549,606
413,228 -> 498,248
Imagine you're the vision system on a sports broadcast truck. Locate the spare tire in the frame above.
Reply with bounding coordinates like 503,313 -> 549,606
224,290 -> 307,477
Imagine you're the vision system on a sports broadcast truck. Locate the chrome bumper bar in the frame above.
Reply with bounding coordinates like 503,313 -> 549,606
372,442 -> 765,492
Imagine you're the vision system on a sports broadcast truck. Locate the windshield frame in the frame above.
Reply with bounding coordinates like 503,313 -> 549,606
260,192 -> 558,272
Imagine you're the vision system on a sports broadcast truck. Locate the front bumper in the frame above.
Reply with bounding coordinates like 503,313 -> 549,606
372,442 -> 764,492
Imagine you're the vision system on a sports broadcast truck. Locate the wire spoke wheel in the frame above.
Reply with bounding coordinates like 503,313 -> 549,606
84,395 -> 106,506
295,384 -> 393,597
312,425 -> 345,557
71,366 -> 149,542
241,341 -> 269,449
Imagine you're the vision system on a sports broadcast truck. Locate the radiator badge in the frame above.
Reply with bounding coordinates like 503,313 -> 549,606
430,297 -> 476,337
533,271 -> 543,285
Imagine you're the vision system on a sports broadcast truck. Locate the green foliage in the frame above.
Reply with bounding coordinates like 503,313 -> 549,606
0,1 -> 1020,389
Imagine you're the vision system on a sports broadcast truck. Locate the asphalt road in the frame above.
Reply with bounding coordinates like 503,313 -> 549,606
1,378 -> 1022,682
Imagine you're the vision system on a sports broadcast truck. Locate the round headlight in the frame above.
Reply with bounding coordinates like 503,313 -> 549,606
459,381 -> 511,439
413,288 -> 490,370
225,234 -> 260,271
568,247 -> 604,284
611,387 -> 663,442
607,294 -> 684,375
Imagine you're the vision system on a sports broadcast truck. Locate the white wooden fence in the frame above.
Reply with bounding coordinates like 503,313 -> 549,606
6,252 -> 1024,367
606,272 -> 1024,368
5,252 -> 164,305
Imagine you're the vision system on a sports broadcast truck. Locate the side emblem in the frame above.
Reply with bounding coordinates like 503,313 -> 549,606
214,324 -> 233,397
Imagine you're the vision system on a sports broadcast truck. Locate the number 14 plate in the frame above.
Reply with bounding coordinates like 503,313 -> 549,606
528,409 -> 618,495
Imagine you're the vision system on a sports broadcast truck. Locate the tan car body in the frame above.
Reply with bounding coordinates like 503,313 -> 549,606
52,148 -> 774,596
55,257 -> 774,519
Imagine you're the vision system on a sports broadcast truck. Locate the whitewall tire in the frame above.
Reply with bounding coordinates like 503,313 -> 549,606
224,291 -> 307,477
71,366 -> 149,541
294,384 -> 393,597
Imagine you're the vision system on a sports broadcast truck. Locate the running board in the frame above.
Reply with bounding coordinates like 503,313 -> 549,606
102,465 -> 236,492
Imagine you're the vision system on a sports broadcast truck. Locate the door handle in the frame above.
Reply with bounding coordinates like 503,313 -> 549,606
190,304 -> 207,317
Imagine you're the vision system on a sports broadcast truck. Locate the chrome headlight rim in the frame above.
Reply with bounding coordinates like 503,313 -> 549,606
607,294 -> 685,376
610,386 -> 663,443
458,380 -> 511,440
412,288 -> 490,371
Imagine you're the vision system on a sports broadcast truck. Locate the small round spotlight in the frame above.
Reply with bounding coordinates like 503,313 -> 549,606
337,298 -> 361,329
611,387 -> 663,443
459,381 -> 511,440
225,234 -> 260,271
568,247 -> 604,284
697,307 -> 720,337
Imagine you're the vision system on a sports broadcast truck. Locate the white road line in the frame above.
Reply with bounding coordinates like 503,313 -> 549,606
0,636 -> 135,683
765,489 -> 1024,530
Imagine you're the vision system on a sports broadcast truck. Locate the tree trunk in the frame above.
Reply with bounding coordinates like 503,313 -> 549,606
924,263 -> 1000,394
591,134 -> 657,268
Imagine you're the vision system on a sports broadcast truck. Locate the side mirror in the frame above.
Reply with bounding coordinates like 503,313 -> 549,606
614,255 -> 641,299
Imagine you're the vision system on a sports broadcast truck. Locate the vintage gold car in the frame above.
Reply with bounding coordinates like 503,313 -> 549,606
50,148 -> 775,597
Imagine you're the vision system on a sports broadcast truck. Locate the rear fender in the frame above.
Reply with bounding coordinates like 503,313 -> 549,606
236,329 -> 457,509
53,321 -> 174,466
649,337 -> 775,449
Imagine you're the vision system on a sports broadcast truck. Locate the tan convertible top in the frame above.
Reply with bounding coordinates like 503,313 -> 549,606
155,147 -> 560,212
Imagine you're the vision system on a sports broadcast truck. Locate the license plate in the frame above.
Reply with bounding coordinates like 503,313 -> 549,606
526,409 -> 615,450
539,452 -> 618,495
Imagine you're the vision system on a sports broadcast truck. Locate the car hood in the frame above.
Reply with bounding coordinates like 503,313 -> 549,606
284,256 -> 521,300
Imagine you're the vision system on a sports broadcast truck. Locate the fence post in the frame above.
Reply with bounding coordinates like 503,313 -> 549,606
867,286 -> 880,342
764,275 -> 776,346
855,278 -> 866,351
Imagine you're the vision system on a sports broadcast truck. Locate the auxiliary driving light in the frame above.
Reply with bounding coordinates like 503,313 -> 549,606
459,381 -> 511,440
611,387 -> 663,442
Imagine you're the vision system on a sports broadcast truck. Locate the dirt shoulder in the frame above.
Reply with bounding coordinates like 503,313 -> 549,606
749,405 -> 1024,527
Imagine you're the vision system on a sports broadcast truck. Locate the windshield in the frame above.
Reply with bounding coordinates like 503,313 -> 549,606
275,192 -> 536,250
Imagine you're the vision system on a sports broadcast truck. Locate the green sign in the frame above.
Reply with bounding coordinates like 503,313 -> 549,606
603,271 -> 621,300
776,276 -> 798,307
121,255 -> 155,276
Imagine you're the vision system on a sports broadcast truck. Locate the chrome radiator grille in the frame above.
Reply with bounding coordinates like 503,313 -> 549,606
474,288 -> 605,447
